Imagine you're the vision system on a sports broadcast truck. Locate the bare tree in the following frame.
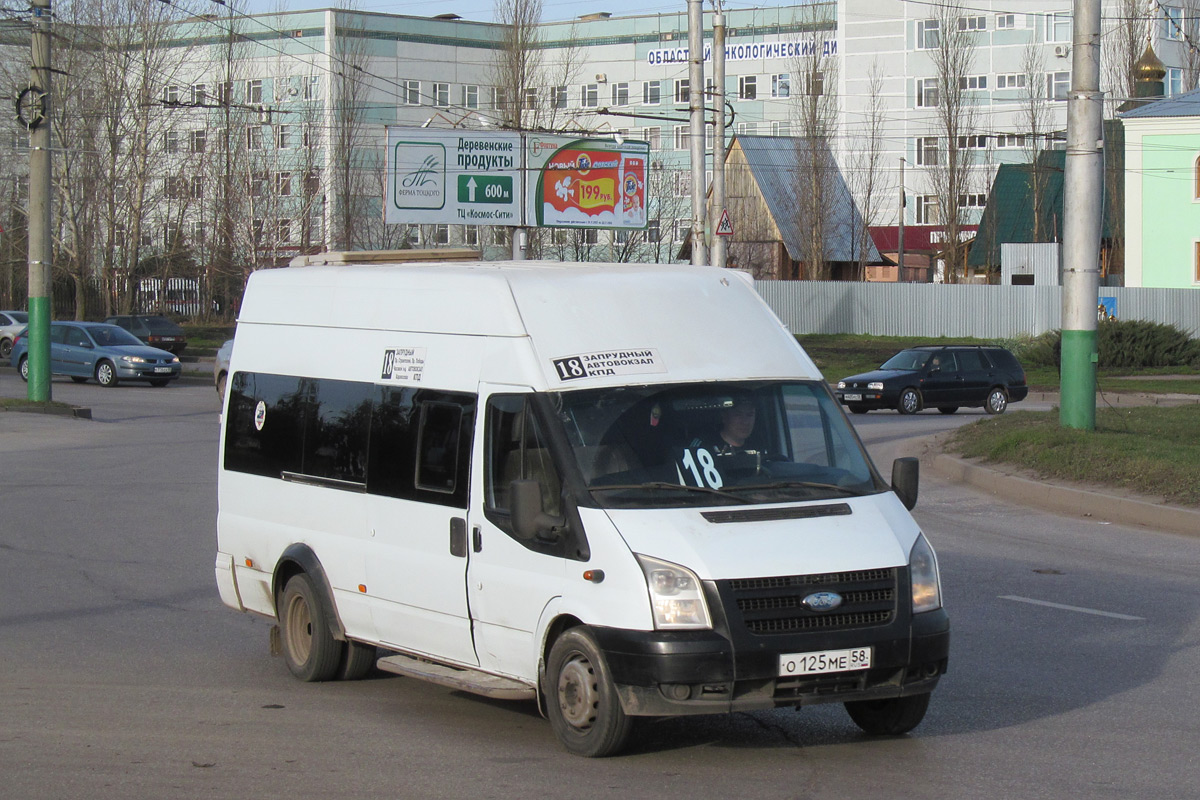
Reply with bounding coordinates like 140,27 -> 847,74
924,0 -> 979,282
1103,0 -> 1153,115
328,15 -> 376,252
1018,39 -> 1052,243
1176,0 -> 1200,93
844,60 -> 890,280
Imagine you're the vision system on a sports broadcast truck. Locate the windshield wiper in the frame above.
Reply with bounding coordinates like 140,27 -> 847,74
727,480 -> 863,496
589,482 -> 752,504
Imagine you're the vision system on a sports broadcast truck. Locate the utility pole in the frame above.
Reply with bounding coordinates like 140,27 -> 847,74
710,2 -> 727,268
897,158 -> 906,276
687,0 -> 707,265
1060,0 -> 1103,430
26,0 -> 52,401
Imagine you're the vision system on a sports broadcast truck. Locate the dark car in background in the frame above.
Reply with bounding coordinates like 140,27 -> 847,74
11,321 -> 181,387
835,345 -> 1028,415
103,314 -> 188,355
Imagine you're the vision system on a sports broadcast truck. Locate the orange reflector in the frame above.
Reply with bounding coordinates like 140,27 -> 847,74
244,558 -> 253,568
358,584 -> 367,593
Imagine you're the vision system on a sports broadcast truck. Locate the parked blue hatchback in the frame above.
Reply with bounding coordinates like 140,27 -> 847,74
10,321 -> 181,387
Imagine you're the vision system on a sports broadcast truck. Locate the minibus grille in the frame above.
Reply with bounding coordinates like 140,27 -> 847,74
727,568 -> 898,635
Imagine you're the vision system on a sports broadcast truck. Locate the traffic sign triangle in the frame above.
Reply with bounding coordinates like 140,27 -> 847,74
716,209 -> 734,236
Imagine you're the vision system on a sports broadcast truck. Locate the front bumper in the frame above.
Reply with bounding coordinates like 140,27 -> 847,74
592,607 -> 950,717
115,361 -> 181,381
835,390 -> 897,410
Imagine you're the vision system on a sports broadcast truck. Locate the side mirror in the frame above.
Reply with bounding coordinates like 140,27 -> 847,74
510,479 -> 565,542
891,457 -> 919,511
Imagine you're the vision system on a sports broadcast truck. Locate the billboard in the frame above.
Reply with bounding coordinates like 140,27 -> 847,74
525,136 -> 649,229
385,128 -> 522,226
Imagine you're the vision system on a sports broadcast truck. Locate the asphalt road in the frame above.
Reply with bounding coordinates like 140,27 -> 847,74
2,376 -> 1199,799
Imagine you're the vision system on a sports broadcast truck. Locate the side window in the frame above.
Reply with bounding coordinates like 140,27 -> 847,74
957,350 -> 988,371
303,379 -> 372,484
50,325 -> 67,345
929,352 -> 957,372
368,386 -> 474,508
485,394 -> 562,517
224,372 -> 309,478
416,402 -> 463,493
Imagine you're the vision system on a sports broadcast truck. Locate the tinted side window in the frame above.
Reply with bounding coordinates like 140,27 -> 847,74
957,350 -> 988,371
224,372 -> 309,478
929,351 -> 957,371
49,325 -> 68,345
368,387 -> 474,508
984,349 -> 1018,371
485,395 -> 561,516
304,379 -> 372,484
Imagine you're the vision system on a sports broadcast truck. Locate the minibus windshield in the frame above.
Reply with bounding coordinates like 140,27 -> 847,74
549,381 -> 886,508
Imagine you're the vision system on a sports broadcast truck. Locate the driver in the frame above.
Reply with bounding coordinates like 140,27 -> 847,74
691,396 -> 757,455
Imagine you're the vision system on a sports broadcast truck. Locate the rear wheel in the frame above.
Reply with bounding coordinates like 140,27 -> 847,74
985,387 -> 1008,415
0,338 -> 11,359
95,360 -> 119,388
937,406 -> 959,415
845,693 -> 931,736
279,573 -> 342,682
544,628 -> 633,758
897,388 -> 922,415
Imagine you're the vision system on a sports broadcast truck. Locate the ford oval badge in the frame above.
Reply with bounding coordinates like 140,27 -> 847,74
802,591 -> 843,612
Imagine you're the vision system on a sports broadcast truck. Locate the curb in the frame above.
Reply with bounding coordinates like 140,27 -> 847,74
930,453 -> 1200,539
0,402 -> 91,419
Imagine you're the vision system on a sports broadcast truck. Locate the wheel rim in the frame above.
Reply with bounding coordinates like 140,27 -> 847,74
98,363 -> 113,384
286,593 -> 313,666
557,652 -> 599,731
20,358 -> 28,380
989,390 -> 1007,413
901,391 -> 919,414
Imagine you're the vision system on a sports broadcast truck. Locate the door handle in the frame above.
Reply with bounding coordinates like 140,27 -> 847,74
472,526 -> 483,553
449,517 -> 467,558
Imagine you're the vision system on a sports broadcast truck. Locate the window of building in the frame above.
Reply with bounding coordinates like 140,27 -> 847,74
303,125 -> 320,149
190,175 -> 204,199
673,170 -> 691,197
674,78 -> 689,104
958,134 -> 988,149
772,120 -> 791,137
916,136 -> 939,166
647,218 -> 661,242
915,195 -> 939,224
165,175 -> 185,199
1167,67 -> 1184,96
523,87 -> 538,110
958,193 -> 987,208
1048,71 -> 1069,101
165,224 -> 179,249
246,79 -> 263,104
189,129 -> 206,154
996,13 -> 1017,29
674,124 -> 688,150
772,73 -> 790,98
432,223 -> 449,245
917,19 -> 940,49
493,87 -> 509,110
996,133 -> 1026,148
191,84 -> 208,105
582,228 -> 599,245
802,72 -> 825,96
1194,240 -> 1200,283
251,172 -> 267,197
433,82 -> 450,107
1195,155 -> 1200,199
275,125 -> 290,149
737,122 -> 758,136
400,80 -> 420,105
276,172 -> 292,196
959,75 -> 988,90
463,84 -> 479,109
164,130 -> 179,153
216,81 -> 233,105
163,85 -> 180,105
738,75 -> 757,100
997,73 -> 1027,89
958,16 -> 986,31
917,78 -> 939,107
674,219 -> 690,243
1163,6 -> 1184,39
642,126 -> 661,149
277,219 -> 292,243
462,226 -> 477,247
246,126 -> 263,151
304,170 -> 321,195
643,80 -> 661,105
611,82 -> 630,106
550,85 -> 567,109
303,76 -> 320,101
1047,12 -> 1072,43
581,84 -> 598,107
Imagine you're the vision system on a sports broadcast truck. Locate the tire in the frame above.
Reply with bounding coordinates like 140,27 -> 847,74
937,406 -> 959,415
71,376 -> 89,384
95,360 -> 119,388
216,371 -> 227,401
18,355 -> 28,382
149,379 -> 170,387
0,338 -> 10,359
544,628 -> 633,758
848,405 -> 869,415
845,693 -> 931,736
897,388 -> 922,415
337,639 -> 378,681
279,573 -> 342,682
985,387 -> 1008,415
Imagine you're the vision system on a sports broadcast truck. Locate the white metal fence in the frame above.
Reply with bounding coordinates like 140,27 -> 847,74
755,282 -> 1200,339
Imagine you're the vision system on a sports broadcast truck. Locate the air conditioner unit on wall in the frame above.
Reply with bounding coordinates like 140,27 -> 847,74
1054,45 -> 1070,58
595,73 -> 608,83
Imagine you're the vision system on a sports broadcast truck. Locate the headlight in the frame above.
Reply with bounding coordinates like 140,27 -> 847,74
169,356 -> 179,364
120,355 -> 147,363
837,380 -> 846,389
636,554 -> 712,630
909,533 -> 942,613
868,381 -> 884,391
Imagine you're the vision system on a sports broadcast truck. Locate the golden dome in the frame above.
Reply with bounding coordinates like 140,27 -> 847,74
1134,42 -> 1166,81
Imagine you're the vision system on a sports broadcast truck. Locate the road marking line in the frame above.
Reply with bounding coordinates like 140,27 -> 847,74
999,595 -> 1144,621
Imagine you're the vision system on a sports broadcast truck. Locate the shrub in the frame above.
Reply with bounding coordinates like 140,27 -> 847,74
1028,320 -> 1200,370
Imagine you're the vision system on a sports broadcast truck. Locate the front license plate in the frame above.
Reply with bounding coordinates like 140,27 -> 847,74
780,647 -> 872,676
153,367 -> 172,374
843,393 -> 862,402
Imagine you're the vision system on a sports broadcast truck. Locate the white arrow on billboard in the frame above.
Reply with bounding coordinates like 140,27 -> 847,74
466,177 -> 477,202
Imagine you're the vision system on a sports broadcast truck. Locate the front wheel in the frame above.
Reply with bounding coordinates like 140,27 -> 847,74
18,355 -> 29,382
95,360 -> 119,388
845,693 -> 931,736
149,379 -> 171,387
897,388 -> 922,415
544,628 -> 633,758
848,405 -> 869,415
985,387 -> 1009,415
937,406 -> 959,415
279,573 -> 342,682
